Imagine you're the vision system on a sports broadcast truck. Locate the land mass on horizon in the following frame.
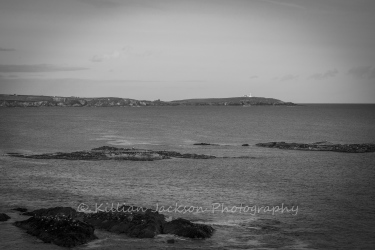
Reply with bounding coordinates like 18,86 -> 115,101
0,94 -> 296,107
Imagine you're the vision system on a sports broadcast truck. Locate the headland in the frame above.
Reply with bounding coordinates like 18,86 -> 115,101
0,94 -> 296,107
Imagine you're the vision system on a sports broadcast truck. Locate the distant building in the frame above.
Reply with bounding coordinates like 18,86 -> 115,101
244,93 -> 252,97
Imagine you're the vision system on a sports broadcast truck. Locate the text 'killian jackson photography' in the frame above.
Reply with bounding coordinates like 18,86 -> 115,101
77,202 -> 299,216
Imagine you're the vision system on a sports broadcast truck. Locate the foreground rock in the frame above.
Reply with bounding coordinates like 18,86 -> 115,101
83,205 -> 214,239
256,141 -> 375,153
163,218 -> 214,238
12,207 -> 28,213
7,146 -> 216,161
15,205 -> 215,246
14,215 -> 97,248
0,213 -> 11,221
83,205 -> 165,238
22,206 -> 78,217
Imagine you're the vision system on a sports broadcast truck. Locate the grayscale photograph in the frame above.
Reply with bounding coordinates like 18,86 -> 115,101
0,0 -> 374,249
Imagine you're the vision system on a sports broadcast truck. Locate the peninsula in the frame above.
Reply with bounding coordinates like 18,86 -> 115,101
0,94 -> 296,107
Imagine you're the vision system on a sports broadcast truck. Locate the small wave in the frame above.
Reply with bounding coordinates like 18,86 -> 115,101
106,139 -> 164,146
107,140 -> 133,146
154,234 -> 188,241
1,156 -> 48,165
83,238 -> 109,249
288,239 -> 313,250
194,218 -> 258,228
136,142 -> 162,145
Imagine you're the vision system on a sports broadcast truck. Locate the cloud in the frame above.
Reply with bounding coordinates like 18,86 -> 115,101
91,46 -> 152,63
0,74 -> 18,78
370,70 -> 375,79
348,66 -> 375,79
0,64 -> 88,73
90,56 -> 103,63
279,74 -> 298,81
258,0 -> 306,9
309,69 -> 338,80
0,47 -> 15,51
76,0 -> 121,8
250,76 -> 258,79
90,50 -> 121,62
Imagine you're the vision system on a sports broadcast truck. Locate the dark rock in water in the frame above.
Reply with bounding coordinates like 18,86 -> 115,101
83,205 -> 215,239
167,239 -> 175,243
14,215 -> 97,247
155,150 -> 216,159
163,218 -> 214,239
22,207 -> 78,217
7,146 -> 216,161
242,144 -> 250,146
0,213 -> 11,221
12,207 -> 28,213
83,205 -> 166,238
13,205 -> 215,243
256,141 -> 375,153
193,143 -> 219,146
235,156 -> 257,159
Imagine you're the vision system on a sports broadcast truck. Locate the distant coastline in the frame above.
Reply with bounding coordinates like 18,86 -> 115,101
0,94 -> 296,107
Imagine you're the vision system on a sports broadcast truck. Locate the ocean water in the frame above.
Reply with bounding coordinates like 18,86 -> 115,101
0,105 -> 374,249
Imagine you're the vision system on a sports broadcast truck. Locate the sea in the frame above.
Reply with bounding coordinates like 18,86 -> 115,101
0,104 -> 374,249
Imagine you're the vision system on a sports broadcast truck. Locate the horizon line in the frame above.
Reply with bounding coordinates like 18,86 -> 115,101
0,93 -> 374,104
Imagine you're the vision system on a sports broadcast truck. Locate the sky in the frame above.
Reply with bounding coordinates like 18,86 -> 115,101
0,0 -> 375,103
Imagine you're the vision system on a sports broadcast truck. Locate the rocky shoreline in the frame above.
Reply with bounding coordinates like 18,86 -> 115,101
9,206 -> 214,248
6,142 -> 375,162
14,214 -> 98,248
7,146 -> 217,161
0,213 -> 11,221
256,141 -> 375,153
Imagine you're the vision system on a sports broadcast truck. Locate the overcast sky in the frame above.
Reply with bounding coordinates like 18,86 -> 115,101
0,0 -> 374,103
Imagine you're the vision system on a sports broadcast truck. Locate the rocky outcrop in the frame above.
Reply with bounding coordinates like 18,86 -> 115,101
0,213 -> 11,221
14,215 -> 97,248
7,146 -> 217,161
256,141 -> 375,153
163,218 -> 214,239
155,150 -> 216,159
22,207 -> 78,217
83,205 -> 166,238
12,207 -> 28,213
193,143 -> 219,146
14,205 -> 215,247
82,205 -> 214,239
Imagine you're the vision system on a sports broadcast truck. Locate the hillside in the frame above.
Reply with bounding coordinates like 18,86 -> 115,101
171,97 -> 291,105
0,94 -> 295,107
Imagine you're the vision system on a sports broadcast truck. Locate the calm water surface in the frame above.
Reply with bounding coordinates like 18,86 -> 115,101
0,105 -> 375,249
